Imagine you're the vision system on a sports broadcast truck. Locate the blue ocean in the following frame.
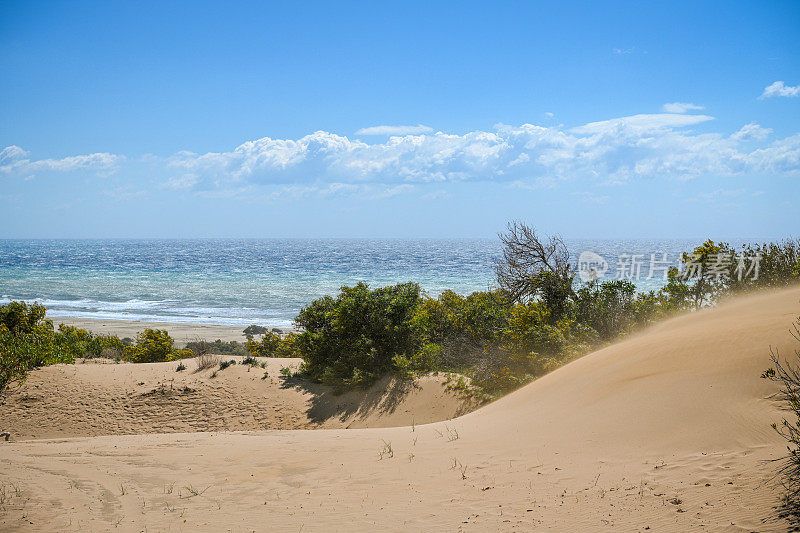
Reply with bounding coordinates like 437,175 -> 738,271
0,239 -> 714,328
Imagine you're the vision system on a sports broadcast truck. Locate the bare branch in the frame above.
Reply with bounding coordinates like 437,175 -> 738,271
494,221 -> 571,302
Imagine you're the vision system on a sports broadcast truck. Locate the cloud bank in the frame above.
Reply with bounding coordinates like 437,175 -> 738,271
3,112 -> 799,197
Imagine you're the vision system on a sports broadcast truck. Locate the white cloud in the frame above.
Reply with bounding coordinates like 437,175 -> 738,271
570,113 -> 713,135
761,81 -> 800,98
662,102 -> 705,113
356,124 -> 434,136
730,122 -> 771,142
0,145 -> 29,162
0,145 -> 120,178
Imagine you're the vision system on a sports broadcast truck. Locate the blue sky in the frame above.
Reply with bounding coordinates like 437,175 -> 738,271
1,0 -> 798,238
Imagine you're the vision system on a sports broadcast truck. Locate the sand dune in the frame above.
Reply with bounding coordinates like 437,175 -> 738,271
1,287 -> 799,531
0,357 -> 477,440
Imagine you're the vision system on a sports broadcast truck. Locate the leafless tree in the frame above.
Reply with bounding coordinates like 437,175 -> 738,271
495,221 -> 572,302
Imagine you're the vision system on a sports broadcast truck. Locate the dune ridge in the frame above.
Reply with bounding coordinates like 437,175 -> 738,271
1,287 -> 799,531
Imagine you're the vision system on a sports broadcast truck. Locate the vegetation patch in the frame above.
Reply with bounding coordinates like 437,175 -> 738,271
762,317 -> 800,525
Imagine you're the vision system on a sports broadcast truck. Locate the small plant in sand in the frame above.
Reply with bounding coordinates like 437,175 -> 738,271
176,362 -> 186,372
449,458 -> 467,479
0,482 -> 20,504
378,440 -> 394,460
218,359 -> 236,370
240,354 -> 259,367
195,354 -> 218,371
762,317 -> 800,524
445,425 -> 459,442
181,484 -> 209,499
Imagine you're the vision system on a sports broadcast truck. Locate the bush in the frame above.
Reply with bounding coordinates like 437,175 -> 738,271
0,301 -> 51,335
123,329 -> 192,363
245,331 -> 298,358
0,301 -> 73,391
186,339 -> 247,356
0,328 -> 73,391
762,317 -> 800,524
295,282 -> 422,389
729,239 -> 800,292
393,343 -> 442,378
243,325 -> 269,336
57,324 -> 126,358
574,280 -> 638,340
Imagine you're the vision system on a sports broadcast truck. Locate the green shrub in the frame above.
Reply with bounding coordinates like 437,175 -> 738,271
0,328 -> 74,390
56,324 -> 126,358
245,331 -> 297,357
123,329 -> 192,363
243,324 -> 269,336
574,280 -> 638,340
0,301 -> 73,391
186,339 -> 247,356
728,239 -> 800,291
0,301 -> 51,335
295,282 -> 422,389
393,343 -> 442,378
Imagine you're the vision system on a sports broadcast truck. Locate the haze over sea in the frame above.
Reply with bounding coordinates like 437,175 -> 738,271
0,238 -> 740,329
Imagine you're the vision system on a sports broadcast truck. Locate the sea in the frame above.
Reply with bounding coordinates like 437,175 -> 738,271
0,238 -> 731,329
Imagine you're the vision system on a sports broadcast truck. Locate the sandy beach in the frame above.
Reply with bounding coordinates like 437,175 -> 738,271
49,316 -> 253,345
1,287 -> 798,531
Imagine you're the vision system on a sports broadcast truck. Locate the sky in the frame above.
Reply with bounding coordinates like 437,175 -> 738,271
0,0 -> 798,239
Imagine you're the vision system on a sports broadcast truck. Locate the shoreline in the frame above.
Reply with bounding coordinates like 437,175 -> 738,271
49,315 -> 254,345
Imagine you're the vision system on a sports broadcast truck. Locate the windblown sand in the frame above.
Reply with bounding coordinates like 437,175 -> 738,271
1,287 -> 799,531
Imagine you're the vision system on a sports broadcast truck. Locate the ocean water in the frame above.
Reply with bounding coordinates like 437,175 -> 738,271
0,238 -> 711,328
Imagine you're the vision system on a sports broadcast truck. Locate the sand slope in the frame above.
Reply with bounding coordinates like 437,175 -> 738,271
1,287 -> 799,531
